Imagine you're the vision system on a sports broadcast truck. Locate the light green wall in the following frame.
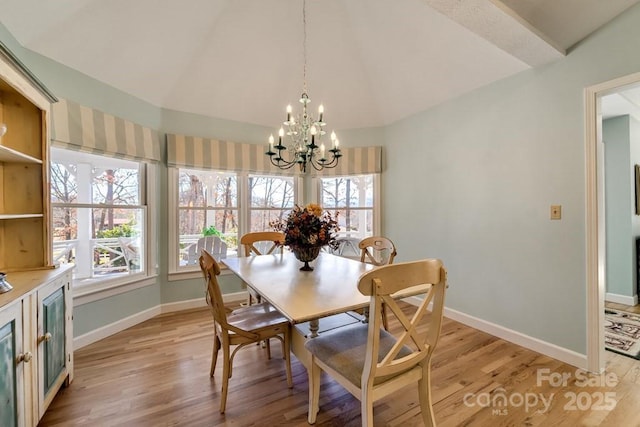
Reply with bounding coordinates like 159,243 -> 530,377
73,284 -> 161,336
382,5 -> 640,354
3,4 -> 640,352
603,116 -> 634,298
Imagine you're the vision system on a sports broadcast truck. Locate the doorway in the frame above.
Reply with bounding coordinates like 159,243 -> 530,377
586,71 -> 640,373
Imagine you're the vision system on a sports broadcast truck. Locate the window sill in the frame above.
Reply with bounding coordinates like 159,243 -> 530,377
168,265 -> 233,282
73,273 -> 158,306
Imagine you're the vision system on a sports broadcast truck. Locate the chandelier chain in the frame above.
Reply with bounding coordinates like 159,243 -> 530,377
302,0 -> 307,94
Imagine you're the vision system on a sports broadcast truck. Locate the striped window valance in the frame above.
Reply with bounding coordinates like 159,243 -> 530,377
167,133 -> 381,176
51,99 -> 161,162
312,146 -> 382,176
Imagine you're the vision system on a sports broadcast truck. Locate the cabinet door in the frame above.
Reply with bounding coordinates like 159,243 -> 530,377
42,286 -> 65,394
37,275 -> 70,416
0,300 -> 25,427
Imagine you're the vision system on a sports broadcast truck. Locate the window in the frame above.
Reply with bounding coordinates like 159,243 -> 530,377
177,168 -> 239,264
171,168 -> 297,273
50,148 -> 150,286
248,175 -> 295,232
319,174 -> 378,239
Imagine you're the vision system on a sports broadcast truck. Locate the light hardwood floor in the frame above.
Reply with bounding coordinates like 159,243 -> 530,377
39,303 -> 640,426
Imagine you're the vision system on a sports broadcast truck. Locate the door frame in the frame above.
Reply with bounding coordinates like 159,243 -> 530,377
585,71 -> 640,373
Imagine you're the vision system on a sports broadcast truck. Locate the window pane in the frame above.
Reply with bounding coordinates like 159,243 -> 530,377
321,174 -> 375,241
51,149 -> 141,205
92,167 -> 140,205
249,209 -> 291,233
321,175 -> 373,208
52,206 -> 145,279
326,209 -> 373,238
179,169 -> 237,208
178,209 -> 238,239
50,163 -> 78,204
248,175 -> 294,232
178,208 -> 239,266
347,175 -> 373,208
51,148 -> 147,284
249,176 -> 294,208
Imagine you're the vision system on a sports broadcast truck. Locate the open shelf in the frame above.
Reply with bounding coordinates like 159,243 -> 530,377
0,213 -> 44,220
0,144 -> 42,164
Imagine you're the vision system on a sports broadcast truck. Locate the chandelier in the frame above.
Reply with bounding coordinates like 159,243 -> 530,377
265,0 -> 341,173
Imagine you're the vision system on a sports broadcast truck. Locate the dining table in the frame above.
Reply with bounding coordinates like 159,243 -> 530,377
223,251 -> 375,367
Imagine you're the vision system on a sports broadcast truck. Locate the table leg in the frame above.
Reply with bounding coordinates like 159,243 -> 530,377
292,325 -> 311,369
309,318 -> 319,338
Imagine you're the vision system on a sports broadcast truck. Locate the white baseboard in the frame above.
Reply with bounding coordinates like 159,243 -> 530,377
74,291 -> 248,349
75,292 -> 588,370
605,292 -> 638,306
443,307 -> 587,370
402,296 -> 587,369
160,291 -> 247,314
74,305 -> 161,350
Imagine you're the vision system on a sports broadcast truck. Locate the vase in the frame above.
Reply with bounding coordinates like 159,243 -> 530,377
291,246 -> 322,271
0,272 -> 12,294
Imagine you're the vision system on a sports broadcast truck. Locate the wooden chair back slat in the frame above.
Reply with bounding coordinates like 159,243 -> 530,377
358,236 -> 397,266
240,232 -> 285,256
358,259 -> 447,383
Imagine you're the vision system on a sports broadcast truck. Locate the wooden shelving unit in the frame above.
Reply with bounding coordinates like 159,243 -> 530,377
0,41 -> 72,427
0,46 -> 56,272
0,144 -> 43,163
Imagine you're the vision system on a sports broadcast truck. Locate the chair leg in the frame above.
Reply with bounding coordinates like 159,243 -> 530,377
418,362 -> 436,427
265,337 -> 272,359
307,358 -> 321,424
220,343 -> 231,414
210,335 -> 221,377
284,329 -> 293,389
381,302 -> 389,331
361,389 -> 374,427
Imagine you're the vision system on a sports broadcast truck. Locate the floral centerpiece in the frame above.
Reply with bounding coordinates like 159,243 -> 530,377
271,203 -> 340,270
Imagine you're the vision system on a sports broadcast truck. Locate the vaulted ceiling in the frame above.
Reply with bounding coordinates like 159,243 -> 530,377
1,0 -> 638,130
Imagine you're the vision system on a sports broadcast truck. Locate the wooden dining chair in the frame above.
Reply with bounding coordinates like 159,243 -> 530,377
358,236 -> 398,330
240,231 -> 285,305
198,249 -> 293,414
358,236 -> 397,266
240,231 -> 285,256
305,258 -> 447,426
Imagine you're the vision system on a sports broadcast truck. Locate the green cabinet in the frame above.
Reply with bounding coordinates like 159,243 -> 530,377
0,299 -> 30,427
0,266 -> 73,427
42,287 -> 65,395
0,314 -> 18,427
37,277 -> 72,413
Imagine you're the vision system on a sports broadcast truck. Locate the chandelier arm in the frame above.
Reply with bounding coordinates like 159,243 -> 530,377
318,153 -> 340,169
269,153 -> 297,169
309,156 -> 324,171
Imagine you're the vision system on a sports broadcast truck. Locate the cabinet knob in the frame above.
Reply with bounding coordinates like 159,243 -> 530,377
17,351 -> 33,364
39,332 -> 53,343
